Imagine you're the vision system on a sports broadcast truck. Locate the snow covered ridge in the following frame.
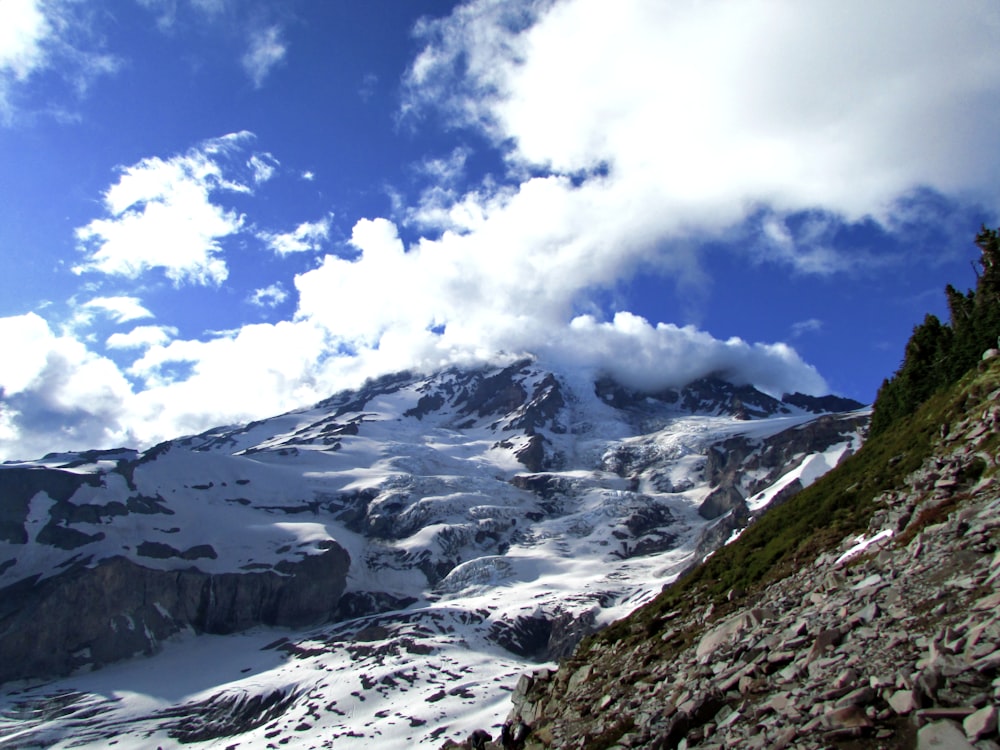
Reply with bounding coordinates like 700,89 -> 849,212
0,359 -> 866,748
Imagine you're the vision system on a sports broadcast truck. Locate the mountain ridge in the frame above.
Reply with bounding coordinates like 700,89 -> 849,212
0,359 -> 866,748
455,357 -> 1000,750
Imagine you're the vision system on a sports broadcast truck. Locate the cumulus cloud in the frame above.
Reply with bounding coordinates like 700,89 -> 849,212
406,0 -> 1000,244
0,0 -> 50,83
291,215 -> 827,395
242,25 -> 286,88
0,313 -> 135,458
7,0 -> 1000,459
123,321 -> 331,440
73,132 -> 272,285
259,216 -> 332,255
287,0 -> 1000,402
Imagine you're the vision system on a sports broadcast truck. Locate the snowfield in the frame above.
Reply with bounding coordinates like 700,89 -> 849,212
0,360 -> 866,748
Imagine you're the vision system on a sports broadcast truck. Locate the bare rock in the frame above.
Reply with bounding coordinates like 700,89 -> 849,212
917,719 -> 977,749
964,705 -> 998,742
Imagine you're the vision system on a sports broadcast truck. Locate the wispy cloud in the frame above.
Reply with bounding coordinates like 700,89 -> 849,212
248,284 -> 288,308
258,216 -> 331,255
790,318 -> 823,339
107,325 -> 179,350
0,0 -> 120,123
242,25 -> 286,88
80,296 -> 154,324
359,72 -> 378,102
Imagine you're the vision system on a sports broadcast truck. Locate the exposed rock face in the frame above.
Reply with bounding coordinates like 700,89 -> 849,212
0,355 -> 868,739
594,376 -> 862,423
448,382 -> 1000,749
0,544 -> 349,684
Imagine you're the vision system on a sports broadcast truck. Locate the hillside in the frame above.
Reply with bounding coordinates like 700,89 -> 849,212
0,361 -> 864,748
470,356 -> 1000,750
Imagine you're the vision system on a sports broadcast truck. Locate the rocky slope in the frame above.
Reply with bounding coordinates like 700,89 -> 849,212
452,359 -> 1000,749
0,358 -> 865,748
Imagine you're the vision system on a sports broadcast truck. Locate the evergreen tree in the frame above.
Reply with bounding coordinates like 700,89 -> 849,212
870,226 -> 1000,435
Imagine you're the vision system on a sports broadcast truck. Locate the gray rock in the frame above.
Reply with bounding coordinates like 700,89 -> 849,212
917,719 -> 977,749
0,545 -> 350,683
964,705 -> 998,742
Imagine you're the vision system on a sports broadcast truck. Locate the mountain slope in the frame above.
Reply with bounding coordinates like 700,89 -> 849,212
0,359 -> 865,748
490,358 -> 1000,750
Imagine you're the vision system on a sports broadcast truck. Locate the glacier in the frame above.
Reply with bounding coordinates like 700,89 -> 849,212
0,358 -> 866,748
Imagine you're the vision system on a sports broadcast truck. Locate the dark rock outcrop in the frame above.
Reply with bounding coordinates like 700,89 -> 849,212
455,381 -> 999,750
0,544 -> 350,684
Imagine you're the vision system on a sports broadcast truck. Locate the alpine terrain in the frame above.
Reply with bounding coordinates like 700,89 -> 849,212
0,358 -> 865,749
446,228 -> 1000,750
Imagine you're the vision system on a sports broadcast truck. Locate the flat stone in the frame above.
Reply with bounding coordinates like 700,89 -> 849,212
916,719 -> 976,749
888,688 -> 919,715
964,705 -> 998,742
973,591 -> 1000,611
974,649 -> 1000,672
834,685 -> 876,708
916,707 -> 978,724
806,628 -> 843,662
566,665 -> 592,693
851,602 -> 879,625
832,667 -> 859,689
851,573 -> 884,591
822,704 -> 872,731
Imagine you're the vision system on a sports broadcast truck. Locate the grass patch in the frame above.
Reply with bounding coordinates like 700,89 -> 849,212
589,359 -> 1000,653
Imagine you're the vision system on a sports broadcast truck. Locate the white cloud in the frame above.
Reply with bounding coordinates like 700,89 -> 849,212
292,214 -> 827,397
248,153 -> 277,184
11,0 -> 1000,459
259,216 -> 332,255
790,318 -> 824,339
416,146 -> 471,185
80,296 -> 154,324
406,0 -> 1000,255
0,313 -> 135,458
106,325 -> 179,350
248,284 -> 288,308
0,0 -> 49,82
73,132 -> 271,285
124,321 -> 331,440
242,25 -> 286,88
0,0 -> 119,122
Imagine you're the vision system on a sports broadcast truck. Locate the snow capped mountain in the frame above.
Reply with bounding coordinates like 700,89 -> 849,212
0,358 -> 866,749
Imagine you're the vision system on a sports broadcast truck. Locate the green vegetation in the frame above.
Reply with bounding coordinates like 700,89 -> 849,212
588,226 -> 1000,655
871,226 -> 1000,435
592,357 -> 1000,656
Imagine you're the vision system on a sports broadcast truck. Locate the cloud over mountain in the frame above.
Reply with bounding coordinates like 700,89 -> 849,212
0,0 -> 998,459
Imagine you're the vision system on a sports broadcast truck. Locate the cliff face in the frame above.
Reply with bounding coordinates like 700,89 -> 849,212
451,362 -> 1000,749
0,544 -> 350,684
0,360 -> 870,747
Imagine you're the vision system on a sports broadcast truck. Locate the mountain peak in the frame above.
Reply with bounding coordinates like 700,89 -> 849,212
0,357 -> 869,748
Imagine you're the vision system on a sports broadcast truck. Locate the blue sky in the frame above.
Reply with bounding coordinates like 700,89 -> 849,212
0,0 -> 998,460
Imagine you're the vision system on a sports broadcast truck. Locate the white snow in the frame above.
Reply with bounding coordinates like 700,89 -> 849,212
0,364 -> 867,749
835,528 -> 894,566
